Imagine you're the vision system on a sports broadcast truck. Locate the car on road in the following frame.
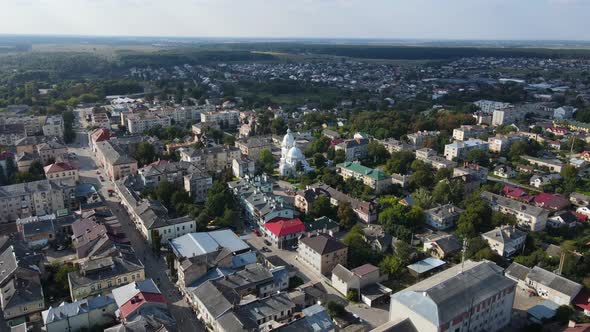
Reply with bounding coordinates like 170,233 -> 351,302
263,239 -> 271,246
261,247 -> 271,253
96,170 -> 101,174
99,176 -> 105,182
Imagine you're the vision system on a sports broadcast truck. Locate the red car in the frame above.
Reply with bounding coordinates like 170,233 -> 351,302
253,229 -> 260,236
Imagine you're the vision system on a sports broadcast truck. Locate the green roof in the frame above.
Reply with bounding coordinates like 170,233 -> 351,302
337,161 -> 388,180
305,217 -> 339,232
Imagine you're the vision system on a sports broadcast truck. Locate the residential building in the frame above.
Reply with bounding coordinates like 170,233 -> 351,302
179,146 -> 241,172
95,141 -> 138,181
115,177 -> 197,244
533,193 -> 570,211
407,131 -> 439,148
331,264 -> 387,298
0,179 -> 76,223
423,233 -> 462,259
126,113 -> 172,134
200,110 -> 240,129
522,155 -> 564,173
570,192 -> 590,207
298,235 -> 348,275
277,304 -> 335,332
488,134 -> 522,153
68,254 -> 145,301
183,171 -> 213,203
424,204 -> 464,230
42,295 -> 118,332
334,138 -> 369,161
482,226 -> 527,257
548,211 -> 583,228
530,174 -> 562,188
138,161 -> 212,202
232,156 -> 256,178
88,128 -> 112,152
505,263 -> 582,305
36,139 -> 68,165
42,115 -> 64,138
111,279 -> 168,323
43,161 -> 79,182
379,138 -> 414,153
295,183 -> 377,223
493,165 -> 516,179
235,136 -> 273,160
453,163 -> 489,182
492,107 -> 524,126
473,100 -> 512,114
388,260 -> 516,332
18,215 -> 58,249
228,175 -> 294,225
481,191 -> 549,231
263,217 -> 305,249
337,161 -> 407,192
416,148 -> 457,170
444,139 -> 488,161
0,124 -> 27,146
452,125 -> 488,141
554,106 -> 577,120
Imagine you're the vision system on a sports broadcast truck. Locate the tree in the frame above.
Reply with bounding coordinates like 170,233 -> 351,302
367,141 -> 390,165
393,241 -> 413,266
333,149 -> 346,164
555,305 -> 574,324
455,194 -> 492,239
326,301 -> 346,318
384,151 -> 415,174
342,225 -> 378,268
258,149 -> 275,174
379,254 -> 403,277
432,179 -> 464,205
155,181 -> 176,208
411,188 -> 434,209
410,168 -> 434,188
29,160 -> 45,177
271,118 -> 287,136
0,165 -> 6,186
491,211 -> 517,227
134,142 -> 156,167
337,202 -> 355,229
309,196 -> 335,219
346,289 -> 359,302
313,153 -> 326,168
561,164 -> 578,181
465,149 -> 489,166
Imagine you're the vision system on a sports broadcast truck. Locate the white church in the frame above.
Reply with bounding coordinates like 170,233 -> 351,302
279,129 -> 313,176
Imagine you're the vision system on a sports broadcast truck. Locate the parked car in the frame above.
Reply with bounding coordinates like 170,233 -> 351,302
264,239 -> 271,246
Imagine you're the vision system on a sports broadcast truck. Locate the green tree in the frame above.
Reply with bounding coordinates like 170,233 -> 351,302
337,201 -> 355,229
313,153 -> 326,168
342,225 -> 377,268
333,149 -> 346,164
151,229 -> 162,254
134,142 -> 156,167
410,169 -> 434,188
155,181 -> 176,208
258,149 -> 275,174
346,289 -> 359,302
309,196 -> 335,219
379,254 -> 403,277
271,118 -> 287,136
326,301 -> 346,318
555,305 -> 574,324
367,141 -> 390,165
432,179 -> 464,205
384,151 -> 415,174
411,188 -> 434,209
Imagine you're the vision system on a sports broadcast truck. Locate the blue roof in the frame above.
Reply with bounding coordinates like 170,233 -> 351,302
232,251 -> 257,269
407,257 -> 446,274
528,300 -> 559,320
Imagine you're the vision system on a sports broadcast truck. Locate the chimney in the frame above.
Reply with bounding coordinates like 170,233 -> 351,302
568,320 -> 576,328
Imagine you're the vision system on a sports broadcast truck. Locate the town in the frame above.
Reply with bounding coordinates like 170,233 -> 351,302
1,36 -> 590,332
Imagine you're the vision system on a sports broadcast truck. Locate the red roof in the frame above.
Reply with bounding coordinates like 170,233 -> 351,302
351,264 -> 379,277
91,128 -> 112,142
119,292 -> 166,319
43,161 -> 77,174
264,217 -> 305,237
502,186 -> 531,202
533,193 -> 570,211
0,151 -> 14,161
330,139 -> 344,147
574,289 -> 590,312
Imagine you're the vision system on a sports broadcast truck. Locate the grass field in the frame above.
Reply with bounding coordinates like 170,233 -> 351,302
31,43 -> 164,59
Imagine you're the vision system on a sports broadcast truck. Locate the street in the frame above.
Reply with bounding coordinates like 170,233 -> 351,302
68,135 -> 205,332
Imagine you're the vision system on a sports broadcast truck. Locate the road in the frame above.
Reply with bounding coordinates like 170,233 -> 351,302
486,175 -> 542,193
68,136 -> 204,332
245,232 -> 389,329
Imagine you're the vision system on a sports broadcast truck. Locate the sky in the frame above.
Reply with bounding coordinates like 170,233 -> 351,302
1,0 -> 590,40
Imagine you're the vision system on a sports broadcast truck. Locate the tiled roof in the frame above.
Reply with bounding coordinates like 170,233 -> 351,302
264,217 -> 305,237
300,235 -> 347,255
43,161 -> 77,174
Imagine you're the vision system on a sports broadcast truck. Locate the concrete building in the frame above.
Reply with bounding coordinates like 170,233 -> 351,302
68,255 -> 145,301
331,264 -> 387,298
0,124 -> 27,146
126,113 -> 172,134
115,177 -> 197,245
453,125 -> 488,142
200,110 -> 240,129
424,204 -> 464,230
481,191 -> 549,232
482,225 -> 527,257
179,146 -> 241,173
298,235 -> 348,275
334,138 -> 369,161
43,161 -> 79,182
0,179 -> 76,223
337,161 -> 408,193
488,134 -> 523,153
263,217 -> 305,249
388,260 -> 516,332
235,136 -> 273,160
554,106 -> 577,120
444,139 -> 489,161
522,155 -> 564,173
492,108 -> 524,126
36,140 -> 68,165
95,141 -> 138,181
505,263 -> 582,306
232,157 -> 256,179
42,296 -> 118,332
42,115 -> 65,138
473,100 -> 512,114
407,131 -> 439,148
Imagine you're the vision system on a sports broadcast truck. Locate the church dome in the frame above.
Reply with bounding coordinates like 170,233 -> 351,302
287,146 -> 304,161
282,129 -> 295,148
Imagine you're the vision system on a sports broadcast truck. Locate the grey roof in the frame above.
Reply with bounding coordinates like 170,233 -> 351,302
170,229 -> 249,259
0,123 -> 26,135
112,279 -> 161,306
217,312 -> 250,332
235,293 -> 295,325
191,281 -> 238,319
104,313 -> 175,332
481,191 -> 549,218
96,141 -> 137,165
425,204 -> 463,220
482,225 -> 527,246
371,318 -> 418,332
505,262 -> 531,282
392,260 -> 515,327
1,278 -> 44,311
527,266 -> 582,297
300,235 -> 347,255
406,258 -> 446,275
68,255 -> 143,288
43,295 -> 116,324
431,235 -> 461,254
332,264 -> 354,284
279,304 -> 335,332
214,264 -> 273,291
